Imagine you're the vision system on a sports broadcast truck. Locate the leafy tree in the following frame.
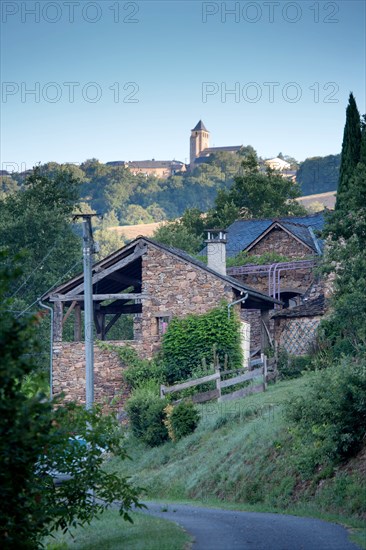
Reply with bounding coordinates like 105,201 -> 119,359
336,92 -> 362,209
296,154 -> 340,195
207,152 -> 306,228
0,175 -> 20,198
152,219 -> 203,254
0,167 -> 81,305
0,257 -> 143,549
124,204 -> 154,225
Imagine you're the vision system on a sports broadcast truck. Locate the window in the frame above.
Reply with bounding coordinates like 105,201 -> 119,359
156,316 -> 170,335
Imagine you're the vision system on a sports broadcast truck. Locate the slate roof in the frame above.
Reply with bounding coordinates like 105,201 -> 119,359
192,120 -> 208,132
44,237 -> 280,309
272,294 -> 326,318
224,211 -> 324,257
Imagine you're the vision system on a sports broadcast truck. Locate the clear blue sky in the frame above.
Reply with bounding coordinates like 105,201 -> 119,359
1,0 -> 365,170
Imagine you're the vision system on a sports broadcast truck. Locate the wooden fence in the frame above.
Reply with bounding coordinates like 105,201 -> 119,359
160,355 -> 271,404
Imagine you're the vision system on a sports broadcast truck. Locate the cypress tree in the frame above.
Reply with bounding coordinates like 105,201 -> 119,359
360,114 -> 366,165
336,92 -> 361,210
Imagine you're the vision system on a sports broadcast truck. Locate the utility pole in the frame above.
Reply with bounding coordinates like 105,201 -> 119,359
73,214 -> 99,410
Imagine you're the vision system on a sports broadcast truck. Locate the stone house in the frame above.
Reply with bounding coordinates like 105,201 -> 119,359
221,212 -> 325,353
43,236 -> 279,406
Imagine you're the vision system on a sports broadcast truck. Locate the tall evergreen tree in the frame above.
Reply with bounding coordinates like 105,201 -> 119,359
336,92 -> 362,209
321,98 -> 366,358
360,114 -> 366,164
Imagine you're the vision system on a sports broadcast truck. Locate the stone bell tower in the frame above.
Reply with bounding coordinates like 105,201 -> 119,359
190,120 -> 209,169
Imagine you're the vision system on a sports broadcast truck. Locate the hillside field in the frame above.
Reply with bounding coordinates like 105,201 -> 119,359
106,373 -> 366,549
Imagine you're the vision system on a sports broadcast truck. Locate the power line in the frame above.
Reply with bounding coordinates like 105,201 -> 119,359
15,260 -> 82,319
9,241 -> 61,300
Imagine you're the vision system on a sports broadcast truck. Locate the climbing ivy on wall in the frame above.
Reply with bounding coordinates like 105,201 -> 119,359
161,303 -> 243,384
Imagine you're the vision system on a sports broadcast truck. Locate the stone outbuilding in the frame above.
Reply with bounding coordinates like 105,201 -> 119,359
272,295 -> 326,355
43,237 -> 279,406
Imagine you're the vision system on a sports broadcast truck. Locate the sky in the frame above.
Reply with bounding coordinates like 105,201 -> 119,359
1,0 -> 365,171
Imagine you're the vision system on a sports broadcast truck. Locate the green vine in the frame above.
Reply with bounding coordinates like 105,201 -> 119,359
161,302 -> 242,384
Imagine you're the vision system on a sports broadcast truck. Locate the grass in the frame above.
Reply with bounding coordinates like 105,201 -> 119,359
105,373 -> 366,547
45,509 -> 191,550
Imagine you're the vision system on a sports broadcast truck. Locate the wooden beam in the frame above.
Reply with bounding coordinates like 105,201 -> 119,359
63,245 -> 147,297
74,304 -> 82,341
62,300 -> 76,326
99,304 -> 142,315
50,293 -> 145,302
104,312 -> 122,336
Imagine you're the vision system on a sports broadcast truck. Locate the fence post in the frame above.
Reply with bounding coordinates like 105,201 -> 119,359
263,355 -> 268,391
215,364 -> 222,402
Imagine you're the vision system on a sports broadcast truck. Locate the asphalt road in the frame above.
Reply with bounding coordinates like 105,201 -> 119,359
141,502 -> 362,550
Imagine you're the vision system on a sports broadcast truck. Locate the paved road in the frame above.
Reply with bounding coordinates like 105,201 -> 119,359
141,502 -> 362,550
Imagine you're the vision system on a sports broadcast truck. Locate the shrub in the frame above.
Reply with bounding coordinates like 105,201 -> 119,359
285,359 -> 366,477
161,303 -> 242,384
126,386 -> 169,447
277,350 -> 312,379
164,402 -> 200,442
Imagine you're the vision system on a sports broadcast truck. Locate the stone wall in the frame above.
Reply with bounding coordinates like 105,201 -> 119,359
248,227 -> 312,259
52,341 -> 142,412
139,245 -> 235,347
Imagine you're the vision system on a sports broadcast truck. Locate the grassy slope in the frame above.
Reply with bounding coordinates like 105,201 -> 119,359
106,374 -> 366,547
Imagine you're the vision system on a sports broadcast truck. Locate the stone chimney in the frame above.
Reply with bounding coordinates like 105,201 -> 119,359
205,229 -> 227,276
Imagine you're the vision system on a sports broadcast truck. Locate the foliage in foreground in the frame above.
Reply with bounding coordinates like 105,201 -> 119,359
0,257 -> 143,550
285,360 -> 366,477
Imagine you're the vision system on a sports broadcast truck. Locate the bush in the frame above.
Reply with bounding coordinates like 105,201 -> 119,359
126,386 -> 169,447
164,402 -> 200,442
285,359 -> 366,477
277,349 -> 313,379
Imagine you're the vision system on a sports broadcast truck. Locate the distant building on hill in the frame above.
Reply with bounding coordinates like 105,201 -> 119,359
264,157 -> 291,171
262,157 -> 296,182
189,120 -> 242,169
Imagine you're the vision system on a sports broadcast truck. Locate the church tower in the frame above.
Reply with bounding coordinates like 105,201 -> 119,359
190,120 -> 209,169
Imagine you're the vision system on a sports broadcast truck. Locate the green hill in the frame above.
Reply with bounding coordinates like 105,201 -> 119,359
106,373 -> 366,548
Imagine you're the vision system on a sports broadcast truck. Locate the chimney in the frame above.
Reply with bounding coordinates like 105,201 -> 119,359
206,229 -> 227,276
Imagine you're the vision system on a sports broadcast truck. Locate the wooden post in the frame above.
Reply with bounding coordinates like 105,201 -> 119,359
215,364 -> 222,402
95,311 -> 105,340
74,304 -> 82,341
260,310 -> 270,353
53,300 -> 63,342
263,354 -> 268,391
